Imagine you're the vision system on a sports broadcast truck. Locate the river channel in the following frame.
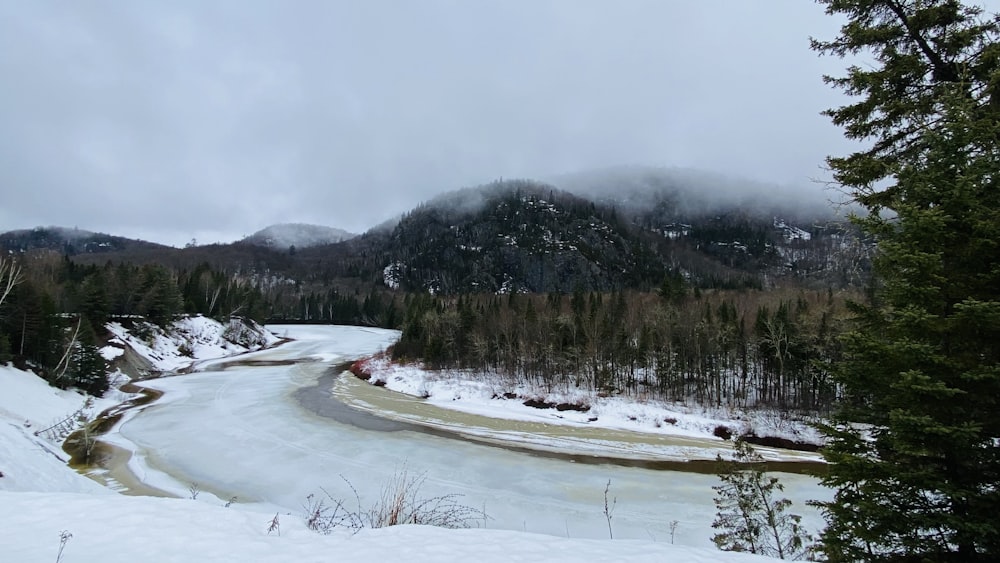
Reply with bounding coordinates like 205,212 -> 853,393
81,325 -> 829,546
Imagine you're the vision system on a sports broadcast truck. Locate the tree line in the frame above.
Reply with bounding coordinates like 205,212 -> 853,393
392,286 -> 852,413
0,250 -> 398,395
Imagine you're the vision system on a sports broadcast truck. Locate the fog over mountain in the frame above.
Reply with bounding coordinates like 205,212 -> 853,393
243,223 -> 356,250
0,225 -> 169,255
550,166 -> 840,221
0,1 -> 853,247
390,166 -> 841,236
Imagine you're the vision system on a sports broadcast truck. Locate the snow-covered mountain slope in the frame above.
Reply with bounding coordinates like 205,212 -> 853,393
243,223 -> 356,250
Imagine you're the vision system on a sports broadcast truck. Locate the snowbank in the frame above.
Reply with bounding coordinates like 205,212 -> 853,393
354,355 -> 824,454
0,365 -> 110,494
0,491 -> 776,563
0,364 -> 95,429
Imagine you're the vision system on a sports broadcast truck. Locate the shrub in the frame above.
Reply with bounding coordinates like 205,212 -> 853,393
713,425 -> 733,440
304,466 -> 488,534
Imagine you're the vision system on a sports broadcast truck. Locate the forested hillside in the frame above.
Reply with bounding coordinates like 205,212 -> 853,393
379,182 -> 666,293
242,223 -> 356,250
0,226 -> 168,256
293,179 -> 865,294
4,173 -> 866,300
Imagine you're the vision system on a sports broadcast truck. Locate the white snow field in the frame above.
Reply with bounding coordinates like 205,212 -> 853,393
0,324 -> 822,562
0,491 -> 777,563
0,364 -> 110,495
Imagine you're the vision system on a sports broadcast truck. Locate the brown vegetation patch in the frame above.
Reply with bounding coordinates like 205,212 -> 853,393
713,425 -> 734,440
522,398 -> 554,409
522,398 -> 590,412
740,433 -> 822,453
555,402 -> 590,412
350,358 -> 373,380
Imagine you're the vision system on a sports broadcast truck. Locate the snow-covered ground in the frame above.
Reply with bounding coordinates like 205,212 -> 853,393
0,365 -> 110,495
104,315 -> 279,374
353,354 -> 824,462
0,490 -> 776,563
0,323 -> 815,562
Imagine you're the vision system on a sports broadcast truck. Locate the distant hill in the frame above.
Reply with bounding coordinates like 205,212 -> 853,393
40,172 -> 867,294
243,223 -> 355,250
293,178 -> 863,294
0,226 -> 169,256
371,180 -> 666,293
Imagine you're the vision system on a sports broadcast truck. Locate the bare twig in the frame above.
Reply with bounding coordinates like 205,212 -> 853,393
266,513 -> 280,536
55,530 -> 72,563
603,479 -> 616,540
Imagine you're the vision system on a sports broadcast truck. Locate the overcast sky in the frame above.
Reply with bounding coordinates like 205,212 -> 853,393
0,0 -> 859,247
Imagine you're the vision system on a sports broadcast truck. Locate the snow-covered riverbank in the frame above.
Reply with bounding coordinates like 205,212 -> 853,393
103,315 -> 280,375
351,354 -> 825,462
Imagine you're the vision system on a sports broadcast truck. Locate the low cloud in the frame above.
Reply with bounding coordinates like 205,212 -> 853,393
0,0 -> 854,247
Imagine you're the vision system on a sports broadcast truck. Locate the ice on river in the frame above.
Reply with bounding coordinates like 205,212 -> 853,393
95,325 -> 828,548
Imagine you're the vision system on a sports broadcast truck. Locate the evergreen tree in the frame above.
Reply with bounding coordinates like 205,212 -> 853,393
137,265 -> 183,326
814,1 -> 1000,559
78,272 -> 109,326
0,333 -> 11,364
811,0 -> 1000,194
712,439 -> 812,559
66,318 -> 109,396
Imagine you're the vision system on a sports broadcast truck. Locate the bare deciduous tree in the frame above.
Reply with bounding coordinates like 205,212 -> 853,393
0,255 -> 23,309
52,317 -> 82,383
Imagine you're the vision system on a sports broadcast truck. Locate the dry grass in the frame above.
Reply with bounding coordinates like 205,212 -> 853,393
304,465 -> 488,534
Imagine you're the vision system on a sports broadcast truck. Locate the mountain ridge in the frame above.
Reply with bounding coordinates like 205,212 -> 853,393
6,173 -> 864,294
0,226 -> 169,255
242,223 -> 356,250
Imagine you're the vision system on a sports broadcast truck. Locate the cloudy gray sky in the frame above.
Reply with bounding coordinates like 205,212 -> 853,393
1,0 -> 858,247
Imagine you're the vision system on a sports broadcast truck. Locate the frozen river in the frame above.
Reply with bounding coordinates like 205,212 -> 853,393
91,325 -> 828,547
